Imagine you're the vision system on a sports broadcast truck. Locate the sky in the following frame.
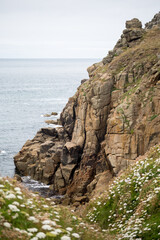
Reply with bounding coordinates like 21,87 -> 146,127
0,0 -> 159,58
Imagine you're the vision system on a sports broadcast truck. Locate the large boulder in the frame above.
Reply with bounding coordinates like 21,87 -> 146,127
126,18 -> 142,29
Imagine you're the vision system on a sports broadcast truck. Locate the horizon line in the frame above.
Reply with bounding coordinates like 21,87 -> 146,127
0,57 -> 101,60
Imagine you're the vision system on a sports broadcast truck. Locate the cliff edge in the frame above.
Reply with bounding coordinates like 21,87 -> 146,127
14,12 -> 160,204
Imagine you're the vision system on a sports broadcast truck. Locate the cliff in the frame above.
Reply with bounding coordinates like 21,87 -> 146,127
14,12 -> 160,204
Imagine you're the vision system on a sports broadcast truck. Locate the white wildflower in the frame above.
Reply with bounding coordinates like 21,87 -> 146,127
14,187 -> 21,191
14,227 -> 21,232
42,220 -> 51,225
26,200 -> 33,205
27,228 -> 38,233
12,213 -> 19,219
28,232 -> 33,237
61,236 -> 71,240
20,229 -> 27,234
30,237 -> 38,240
54,229 -> 62,234
17,195 -> 23,200
51,221 -> 56,226
42,205 -> 49,208
50,231 -> 58,236
3,222 -> 11,228
42,224 -> 53,230
72,233 -> 80,238
54,211 -> 59,215
66,227 -> 73,232
36,232 -> 46,239
12,201 -> 20,206
28,216 -> 39,223
16,191 -> 22,195
8,204 -> 20,212
5,193 -> 16,199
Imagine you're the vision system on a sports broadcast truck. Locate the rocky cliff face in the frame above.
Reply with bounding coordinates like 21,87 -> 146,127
14,12 -> 160,203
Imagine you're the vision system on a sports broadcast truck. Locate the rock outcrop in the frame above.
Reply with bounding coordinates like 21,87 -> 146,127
145,11 -> 160,29
14,12 -> 160,203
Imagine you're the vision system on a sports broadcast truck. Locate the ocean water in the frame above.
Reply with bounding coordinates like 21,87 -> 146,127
0,58 -> 99,178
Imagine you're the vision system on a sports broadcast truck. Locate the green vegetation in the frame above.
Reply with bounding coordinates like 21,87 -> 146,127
0,178 -> 106,240
121,78 -> 142,101
117,107 -> 130,131
130,129 -> 134,135
86,145 -> 160,239
149,114 -> 158,121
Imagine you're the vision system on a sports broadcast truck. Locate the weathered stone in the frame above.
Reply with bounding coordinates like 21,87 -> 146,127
39,127 -> 58,137
126,18 -> 142,29
61,142 -> 81,165
40,141 -> 54,153
51,112 -> 58,116
87,179 -> 97,193
145,12 -> 160,29
54,168 -> 65,189
45,120 -> 59,125
61,164 -> 76,183
73,196 -> 88,203
72,202 -> 80,207
81,79 -> 88,84
123,28 -> 143,42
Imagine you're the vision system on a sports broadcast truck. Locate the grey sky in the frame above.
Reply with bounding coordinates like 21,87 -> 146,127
0,0 -> 159,58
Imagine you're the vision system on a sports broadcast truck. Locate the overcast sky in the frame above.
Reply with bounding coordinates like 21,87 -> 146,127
0,0 -> 159,58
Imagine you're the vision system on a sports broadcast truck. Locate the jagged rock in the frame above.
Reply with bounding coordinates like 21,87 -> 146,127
81,79 -> 88,84
73,196 -> 89,203
45,119 -> 61,125
87,62 -> 103,77
54,168 -> 65,189
40,141 -> 54,153
51,112 -> 58,116
87,179 -> 97,193
61,164 -> 76,183
62,142 -> 81,165
60,97 -> 76,139
145,12 -> 160,29
123,28 -> 143,42
44,112 -> 58,117
103,18 -> 144,65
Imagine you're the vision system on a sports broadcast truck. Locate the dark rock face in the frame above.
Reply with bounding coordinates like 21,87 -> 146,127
14,13 -> 160,202
145,12 -> 160,29
60,97 -> 76,139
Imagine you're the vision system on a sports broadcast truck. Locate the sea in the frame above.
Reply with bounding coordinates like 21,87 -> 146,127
0,58 -> 99,179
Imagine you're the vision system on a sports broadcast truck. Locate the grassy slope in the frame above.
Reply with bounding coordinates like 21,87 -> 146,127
86,144 -> 160,239
0,178 -> 109,240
